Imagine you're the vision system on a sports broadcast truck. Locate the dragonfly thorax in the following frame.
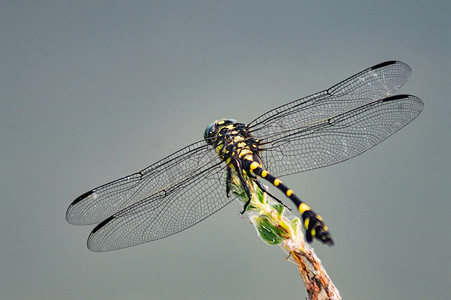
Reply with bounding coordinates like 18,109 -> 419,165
204,119 -> 261,169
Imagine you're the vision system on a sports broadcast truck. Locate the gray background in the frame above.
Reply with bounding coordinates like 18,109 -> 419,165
1,1 -> 450,299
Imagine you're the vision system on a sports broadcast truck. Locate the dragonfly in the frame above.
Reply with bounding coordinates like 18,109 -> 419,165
66,60 -> 423,252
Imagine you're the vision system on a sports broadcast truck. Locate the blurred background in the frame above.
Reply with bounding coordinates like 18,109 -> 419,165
1,1 -> 450,299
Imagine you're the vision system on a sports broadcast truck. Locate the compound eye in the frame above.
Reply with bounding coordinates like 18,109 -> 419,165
204,122 -> 216,144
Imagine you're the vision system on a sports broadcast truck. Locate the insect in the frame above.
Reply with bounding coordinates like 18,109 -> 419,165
66,61 -> 423,252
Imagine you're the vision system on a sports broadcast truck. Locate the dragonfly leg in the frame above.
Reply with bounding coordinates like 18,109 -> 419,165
239,176 -> 253,213
254,179 -> 292,211
225,167 -> 232,197
232,159 -> 254,213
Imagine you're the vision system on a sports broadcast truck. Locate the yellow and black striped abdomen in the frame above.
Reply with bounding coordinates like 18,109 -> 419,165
244,159 -> 334,246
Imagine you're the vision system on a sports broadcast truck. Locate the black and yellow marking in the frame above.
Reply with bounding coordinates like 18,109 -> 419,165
243,159 -> 334,246
205,119 -> 334,246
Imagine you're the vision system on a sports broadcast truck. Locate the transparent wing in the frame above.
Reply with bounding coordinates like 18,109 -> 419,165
66,140 -> 222,225
257,95 -> 423,176
249,61 -> 412,136
86,161 -> 233,252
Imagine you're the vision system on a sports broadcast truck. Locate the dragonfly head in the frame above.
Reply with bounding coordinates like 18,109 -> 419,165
204,118 -> 237,145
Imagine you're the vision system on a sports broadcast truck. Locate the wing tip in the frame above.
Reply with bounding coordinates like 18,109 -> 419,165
371,60 -> 398,70
66,190 -> 96,224
87,215 -> 115,252
382,94 -> 424,106
71,190 -> 95,206
91,215 -> 114,235
382,94 -> 410,102
371,60 -> 412,77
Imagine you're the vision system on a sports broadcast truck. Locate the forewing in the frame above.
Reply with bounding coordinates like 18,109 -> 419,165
87,161 -> 233,251
258,95 -> 423,176
66,140 -> 220,225
249,61 -> 412,136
